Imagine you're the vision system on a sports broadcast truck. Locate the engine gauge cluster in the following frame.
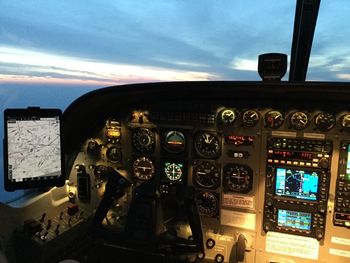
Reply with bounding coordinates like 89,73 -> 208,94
290,111 -> 309,130
218,108 -> 237,125
341,113 -> 350,132
242,109 -> 260,127
315,112 -> 336,131
264,110 -> 284,129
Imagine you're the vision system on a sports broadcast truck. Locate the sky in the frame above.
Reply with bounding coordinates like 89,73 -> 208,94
0,1 -> 350,201
1,0 -> 350,86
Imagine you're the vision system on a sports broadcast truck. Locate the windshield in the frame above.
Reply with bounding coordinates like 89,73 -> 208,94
0,1 -> 348,202
308,0 -> 350,81
0,0 -> 296,85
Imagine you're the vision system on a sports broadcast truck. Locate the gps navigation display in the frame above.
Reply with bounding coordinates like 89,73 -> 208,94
277,209 -> 312,231
275,167 -> 319,201
4,108 -> 64,191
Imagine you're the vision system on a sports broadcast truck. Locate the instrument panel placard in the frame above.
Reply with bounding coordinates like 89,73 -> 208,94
266,232 -> 319,260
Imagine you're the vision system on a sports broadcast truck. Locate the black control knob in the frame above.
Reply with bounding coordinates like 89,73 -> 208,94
318,158 -> 329,169
197,253 -> 205,260
315,229 -> 324,240
318,204 -> 326,214
206,238 -> 216,249
215,254 -> 224,263
266,198 -> 273,207
263,222 -> 272,232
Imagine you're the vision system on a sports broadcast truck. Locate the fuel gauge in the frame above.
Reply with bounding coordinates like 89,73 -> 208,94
218,108 -> 237,125
315,112 -> 336,131
341,113 -> 350,132
264,110 -> 284,129
290,111 -> 309,130
242,109 -> 260,127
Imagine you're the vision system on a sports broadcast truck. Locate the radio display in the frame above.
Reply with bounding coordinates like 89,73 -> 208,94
269,150 -> 313,160
277,209 -> 312,231
346,144 -> 350,181
275,167 -> 319,201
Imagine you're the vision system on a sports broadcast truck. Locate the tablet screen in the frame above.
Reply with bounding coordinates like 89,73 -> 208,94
4,108 -> 64,191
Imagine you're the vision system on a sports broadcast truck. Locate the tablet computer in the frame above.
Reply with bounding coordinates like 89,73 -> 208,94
3,108 -> 65,191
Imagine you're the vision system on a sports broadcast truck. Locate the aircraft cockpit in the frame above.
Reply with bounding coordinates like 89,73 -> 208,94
1,1 -> 350,263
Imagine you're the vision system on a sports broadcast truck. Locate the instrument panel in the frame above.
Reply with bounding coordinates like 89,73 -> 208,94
59,82 -> 350,263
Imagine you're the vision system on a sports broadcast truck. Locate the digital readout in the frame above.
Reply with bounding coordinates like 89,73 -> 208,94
277,209 -> 312,231
225,135 -> 254,146
269,150 -> 313,160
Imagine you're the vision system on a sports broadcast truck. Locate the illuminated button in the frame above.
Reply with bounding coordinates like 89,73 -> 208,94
306,162 -> 311,166
317,154 -> 323,157
274,160 -> 279,164
312,163 -> 318,167
268,159 -> 273,163
324,154 -> 330,158
299,162 -> 305,166
313,158 -> 319,163
286,161 -> 292,165
293,161 -> 298,165
268,150 -> 273,154
280,160 -> 286,164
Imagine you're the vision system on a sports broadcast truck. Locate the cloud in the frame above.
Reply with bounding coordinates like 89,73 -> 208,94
0,46 -> 216,85
1,1 -> 350,82
336,74 -> 350,81
229,58 -> 257,71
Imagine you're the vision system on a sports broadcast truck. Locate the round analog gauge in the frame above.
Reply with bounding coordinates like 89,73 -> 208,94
106,146 -> 122,163
194,131 -> 221,159
163,131 -> 186,153
264,110 -> 284,129
132,128 -> 155,153
242,109 -> 260,127
315,112 -> 336,131
196,191 -> 219,217
193,161 -> 220,189
164,162 -> 183,182
341,113 -> 350,132
223,164 -> 253,193
133,157 -> 155,181
290,111 -> 309,130
219,109 -> 236,125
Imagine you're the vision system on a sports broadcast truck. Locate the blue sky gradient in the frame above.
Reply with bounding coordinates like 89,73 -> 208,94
1,1 -> 349,85
1,1 -> 350,202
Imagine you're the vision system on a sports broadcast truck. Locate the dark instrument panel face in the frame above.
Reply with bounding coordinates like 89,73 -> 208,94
62,82 -> 350,263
